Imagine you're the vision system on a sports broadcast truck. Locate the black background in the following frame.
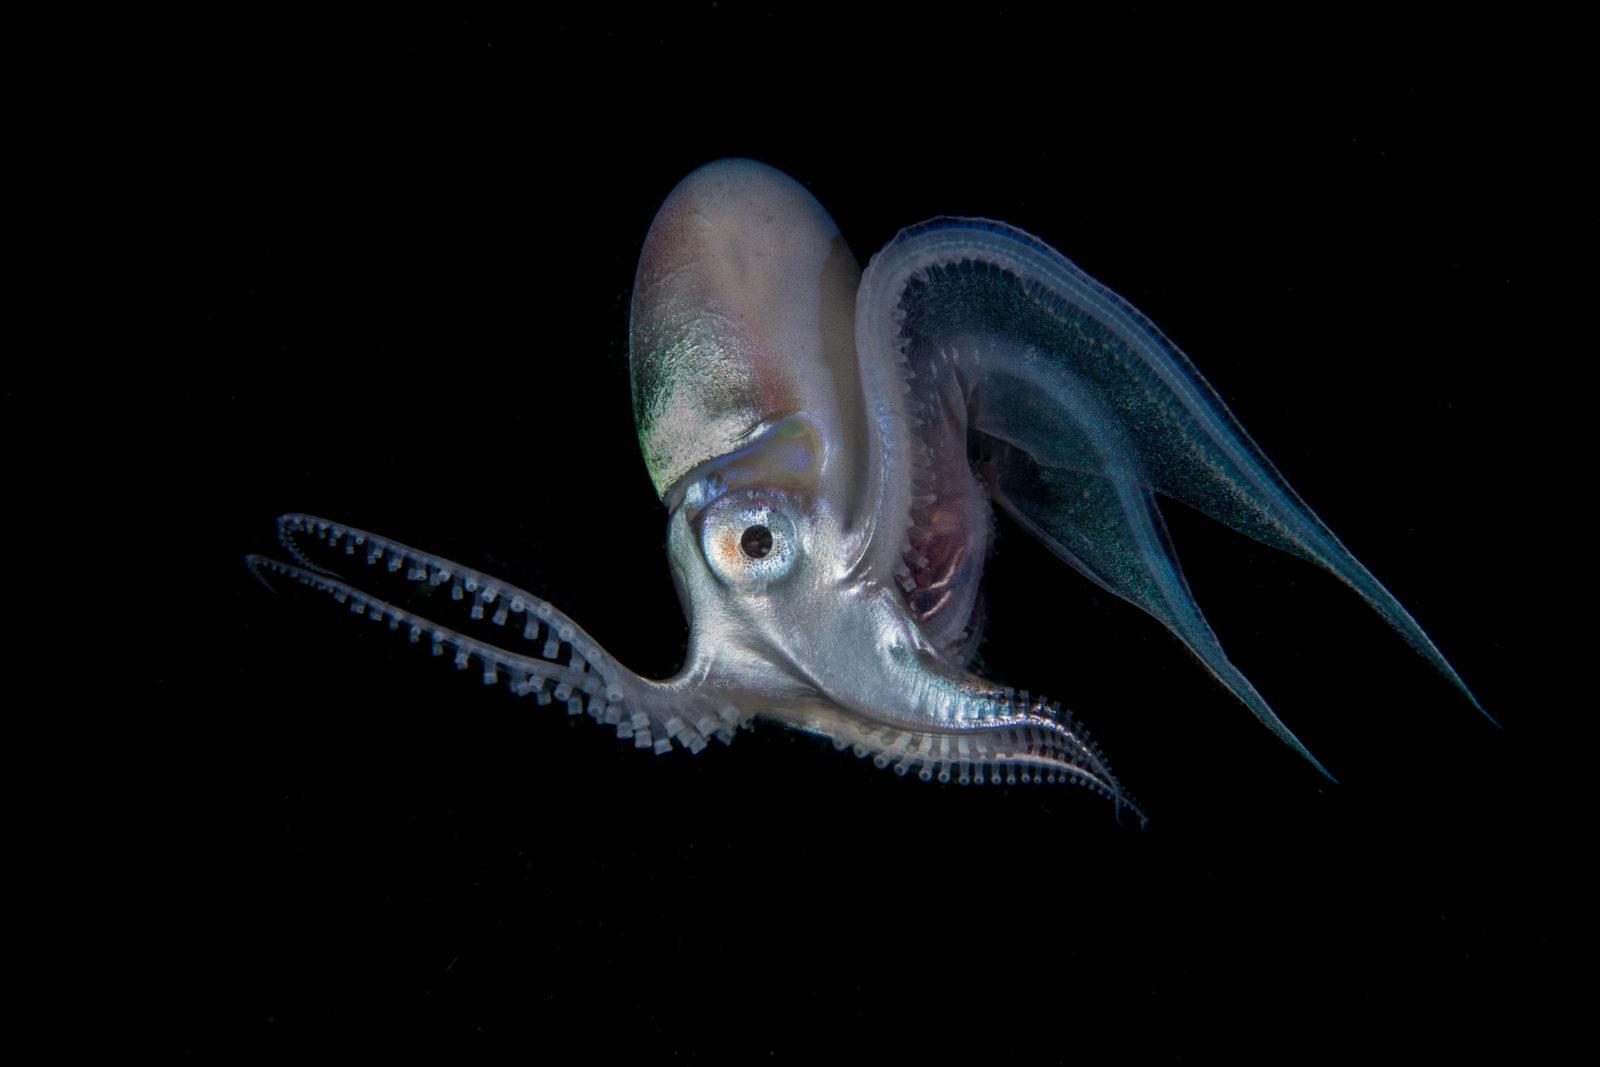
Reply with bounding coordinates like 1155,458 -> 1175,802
89,9 -> 1581,1059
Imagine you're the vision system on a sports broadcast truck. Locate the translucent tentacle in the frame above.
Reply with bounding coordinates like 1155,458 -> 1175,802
857,218 -> 1491,776
247,514 -> 749,755
982,435 -> 1335,781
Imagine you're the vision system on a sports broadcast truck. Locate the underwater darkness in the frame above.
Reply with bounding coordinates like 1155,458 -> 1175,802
109,12 -> 1581,1060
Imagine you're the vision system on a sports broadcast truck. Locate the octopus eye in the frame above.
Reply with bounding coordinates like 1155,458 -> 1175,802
740,524 -> 773,559
698,497 -> 797,586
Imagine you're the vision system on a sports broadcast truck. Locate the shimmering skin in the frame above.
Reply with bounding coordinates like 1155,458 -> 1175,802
629,159 -> 864,508
250,159 -> 1489,823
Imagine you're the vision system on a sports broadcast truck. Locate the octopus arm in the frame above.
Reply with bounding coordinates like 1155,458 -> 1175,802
247,514 -> 748,756
857,219 -> 1489,774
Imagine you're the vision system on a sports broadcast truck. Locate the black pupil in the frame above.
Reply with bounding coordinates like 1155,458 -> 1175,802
740,524 -> 773,559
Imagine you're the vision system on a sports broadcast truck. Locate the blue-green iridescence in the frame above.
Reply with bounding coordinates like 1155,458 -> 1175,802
876,219 -> 1489,773
630,298 -> 763,501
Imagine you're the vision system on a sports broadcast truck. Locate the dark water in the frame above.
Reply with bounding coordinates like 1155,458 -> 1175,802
111,12 -> 1579,1059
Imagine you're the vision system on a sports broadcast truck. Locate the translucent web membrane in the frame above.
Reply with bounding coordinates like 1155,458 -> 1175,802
246,514 -> 748,755
885,343 -> 992,664
859,219 -> 1493,781
794,688 -> 1146,827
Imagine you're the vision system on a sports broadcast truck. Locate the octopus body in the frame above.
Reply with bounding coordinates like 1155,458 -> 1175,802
249,159 -> 1489,823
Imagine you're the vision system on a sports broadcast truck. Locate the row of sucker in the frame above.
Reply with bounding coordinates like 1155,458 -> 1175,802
249,514 -> 751,757
815,684 -> 1147,827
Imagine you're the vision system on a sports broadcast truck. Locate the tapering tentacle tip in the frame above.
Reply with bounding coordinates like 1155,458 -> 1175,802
1282,735 -> 1340,785
243,554 -> 279,593
1304,751 -> 1340,786
1464,690 -> 1501,730
1115,798 -> 1152,831
1428,651 -> 1499,728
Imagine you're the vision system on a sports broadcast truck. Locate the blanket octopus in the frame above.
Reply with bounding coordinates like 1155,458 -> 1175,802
248,158 -> 1489,824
